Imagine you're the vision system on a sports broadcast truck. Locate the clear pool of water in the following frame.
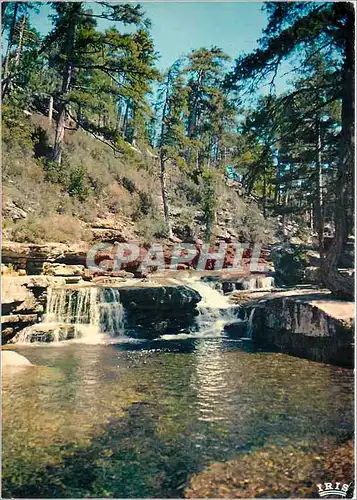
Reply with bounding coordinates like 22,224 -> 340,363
2,338 -> 354,498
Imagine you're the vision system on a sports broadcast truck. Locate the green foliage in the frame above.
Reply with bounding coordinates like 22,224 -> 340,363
136,216 -> 169,242
67,166 -> 91,200
271,244 -> 309,286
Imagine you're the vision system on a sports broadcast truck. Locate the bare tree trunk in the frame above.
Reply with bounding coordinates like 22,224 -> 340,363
14,14 -> 26,67
48,95 -> 54,124
2,2 -> 19,99
321,5 -> 354,300
315,117 -> 325,257
262,165 -> 266,217
121,100 -> 130,138
53,5 -> 79,165
160,152 -> 173,239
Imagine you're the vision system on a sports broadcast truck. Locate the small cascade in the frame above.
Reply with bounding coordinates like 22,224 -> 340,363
246,308 -> 256,339
45,287 -> 99,326
99,288 -> 125,335
19,287 -> 126,343
183,279 -> 238,336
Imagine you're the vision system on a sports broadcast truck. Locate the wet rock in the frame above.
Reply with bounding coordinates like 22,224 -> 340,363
12,324 -> 76,343
222,275 -> 274,294
1,276 -> 66,343
118,285 -> 201,339
224,320 -> 247,338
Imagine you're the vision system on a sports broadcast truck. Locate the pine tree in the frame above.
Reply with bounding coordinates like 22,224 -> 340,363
156,60 -> 189,238
45,2 -> 158,165
226,2 -> 354,299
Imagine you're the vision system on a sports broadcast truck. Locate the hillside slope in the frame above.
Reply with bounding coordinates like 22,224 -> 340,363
2,108 -> 274,247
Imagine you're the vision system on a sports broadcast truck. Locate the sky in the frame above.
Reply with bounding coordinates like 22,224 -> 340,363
31,2 -> 268,69
29,2 -> 289,93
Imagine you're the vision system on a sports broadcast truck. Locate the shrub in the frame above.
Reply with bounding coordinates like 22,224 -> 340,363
271,244 -> 309,286
67,165 -> 91,200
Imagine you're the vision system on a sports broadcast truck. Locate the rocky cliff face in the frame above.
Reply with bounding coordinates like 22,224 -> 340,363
248,290 -> 354,367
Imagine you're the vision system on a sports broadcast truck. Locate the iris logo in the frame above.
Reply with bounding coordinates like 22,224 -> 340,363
316,482 -> 352,498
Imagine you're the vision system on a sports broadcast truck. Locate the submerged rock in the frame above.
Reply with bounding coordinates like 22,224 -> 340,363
2,351 -> 33,367
223,320 -> 247,338
185,440 -> 354,498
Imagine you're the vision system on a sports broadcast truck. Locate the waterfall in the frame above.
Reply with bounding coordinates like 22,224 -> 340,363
182,279 -> 238,336
45,287 -> 100,326
18,287 -> 126,343
99,288 -> 125,336
246,308 -> 256,339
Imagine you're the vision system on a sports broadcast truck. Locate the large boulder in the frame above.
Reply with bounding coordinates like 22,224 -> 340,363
112,285 -> 201,339
43,263 -> 86,277
248,290 -> 354,367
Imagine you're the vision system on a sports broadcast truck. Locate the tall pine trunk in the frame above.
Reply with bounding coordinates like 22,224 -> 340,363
160,152 -> 173,239
315,117 -> 325,258
14,14 -> 26,68
2,2 -> 18,99
53,4 -> 80,165
321,5 -> 354,300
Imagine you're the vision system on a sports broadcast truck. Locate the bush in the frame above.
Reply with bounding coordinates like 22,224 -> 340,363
271,244 -> 309,286
67,165 -> 91,200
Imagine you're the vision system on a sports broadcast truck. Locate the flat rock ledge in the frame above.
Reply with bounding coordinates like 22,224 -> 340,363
248,289 -> 354,367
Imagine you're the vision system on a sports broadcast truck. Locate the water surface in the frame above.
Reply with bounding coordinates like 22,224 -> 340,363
2,339 -> 354,498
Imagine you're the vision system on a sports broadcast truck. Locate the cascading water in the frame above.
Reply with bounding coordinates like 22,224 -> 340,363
17,287 -> 126,344
99,288 -> 125,336
246,308 -> 256,339
181,279 -> 240,336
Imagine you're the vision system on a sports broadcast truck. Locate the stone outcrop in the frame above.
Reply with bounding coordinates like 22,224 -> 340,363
2,241 -> 88,274
116,285 -> 201,338
247,290 -> 354,367
1,276 -> 66,343
43,263 -> 86,277
2,200 -> 27,221
90,216 -> 136,243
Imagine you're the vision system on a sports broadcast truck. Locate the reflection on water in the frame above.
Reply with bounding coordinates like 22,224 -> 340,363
2,339 -> 354,498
